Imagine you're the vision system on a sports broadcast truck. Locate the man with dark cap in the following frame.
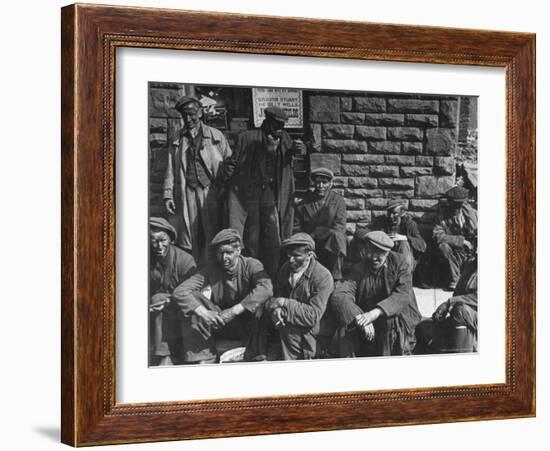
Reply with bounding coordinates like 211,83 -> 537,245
226,106 -> 305,278
293,167 -> 347,280
433,186 -> 477,290
149,217 -> 197,365
263,233 -> 334,360
371,199 -> 426,272
170,229 -> 273,363
330,230 -> 422,357
163,96 -> 232,265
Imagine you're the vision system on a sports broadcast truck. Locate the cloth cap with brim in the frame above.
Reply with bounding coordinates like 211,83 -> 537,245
210,228 -> 242,247
387,199 -> 407,211
445,186 -> 469,203
365,230 -> 394,252
174,96 -> 202,112
264,106 -> 288,122
281,232 -> 315,250
310,167 -> 334,181
149,217 -> 177,242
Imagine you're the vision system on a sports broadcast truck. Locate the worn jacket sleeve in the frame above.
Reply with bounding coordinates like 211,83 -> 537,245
329,277 -> 363,326
162,144 -> 176,201
176,253 -> 197,286
171,270 -> 209,314
377,258 -> 415,317
404,218 -> 427,254
283,269 -> 334,329
239,259 -> 273,313
433,220 -> 465,248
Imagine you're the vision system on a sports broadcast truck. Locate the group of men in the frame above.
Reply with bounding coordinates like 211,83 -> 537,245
149,95 -> 479,365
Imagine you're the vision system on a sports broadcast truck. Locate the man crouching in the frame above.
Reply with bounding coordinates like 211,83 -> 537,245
264,233 -> 334,360
171,229 -> 273,363
330,230 -> 421,357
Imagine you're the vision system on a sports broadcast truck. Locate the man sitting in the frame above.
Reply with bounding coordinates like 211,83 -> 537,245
149,217 -> 197,366
264,233 -> 334,360
294,167 -> 347,280
171,229 -> 273,363
329,230 -> 422,357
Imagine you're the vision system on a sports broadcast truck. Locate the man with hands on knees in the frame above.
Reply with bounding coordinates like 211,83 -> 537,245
170,229 -> 273,363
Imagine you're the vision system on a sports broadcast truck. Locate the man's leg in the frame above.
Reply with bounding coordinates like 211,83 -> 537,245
278,325 -> 317,360
438,242 -> 466,289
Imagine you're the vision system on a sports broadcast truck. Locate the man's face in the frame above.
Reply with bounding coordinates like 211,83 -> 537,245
180,103 -> 202,130
287,245 -> 311,273
449,200 -> 464,216
150,230 -> 171,258
313,175 -> 333,197
387,206 -> 404,227
215,243 -> 241,273
265,116 -> 285,138
360,241 -> 389,271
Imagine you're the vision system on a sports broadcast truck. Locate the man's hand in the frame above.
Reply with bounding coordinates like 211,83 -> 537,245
293,139 -> 306,155
355,308 -> 383,328
194,305 -> 224,329
432,301 -> 451,322
149,293 -> 169,312
165,199 -> 176,215
463,239 -> 473,251
270,307 -> 286,328
268,297 -> 287,310
361,323 -> 375,341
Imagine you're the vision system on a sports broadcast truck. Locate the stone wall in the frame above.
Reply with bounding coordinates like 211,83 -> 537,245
307,92 -> 470,234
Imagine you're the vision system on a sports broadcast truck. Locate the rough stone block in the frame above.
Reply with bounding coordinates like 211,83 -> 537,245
355,126 -> 386,141
150,133 -> 167,147
434,156 -> 455,175
323,124 -> 355,139
416,156 -> 434,166
346,223 -> 357,234
149,87 -> 183,118
309,96 -> 340,122
384,189 -> 414,199
150,118 -> 168,133
405,114 -> 439,127
440,100 -> 459,128
400,166 -> 433,177
341,112 -> 365,124
345,188 -> 384,198
347,210 -> 372,222
332,177 -> 347,188
354,97 -> 386,112
369,165 -> 400,177
344,198 -> 365,209
333,188 -> 345,196
310,123 -> 322,151
341,97 -> 353,112
416,176 -> 455,197
347,177 -> 378,188
425,128 -> 457,156
410,199 -> 440,211
364,113 -> 404,126
387,127 -> 423,141
387,98 -> 439,114
343,154 -> 385,165
323,139 -> 368,153
342,164 -> 370,177
371,210 -> 388,219
378,178 -> 415,189
385,155 -> 415,166
310,153 -> 342,175
366,198 -> 390,209
402,142 -> 423,154
368,141 -> 401,154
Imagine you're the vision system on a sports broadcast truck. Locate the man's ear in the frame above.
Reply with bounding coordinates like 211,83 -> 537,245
197,107 -> 203,119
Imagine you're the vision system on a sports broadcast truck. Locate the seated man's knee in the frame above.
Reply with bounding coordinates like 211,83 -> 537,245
449,303 -> 475,327
438,242 -> 453,257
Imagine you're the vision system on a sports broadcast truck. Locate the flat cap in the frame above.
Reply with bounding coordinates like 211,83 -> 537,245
281,232 -> 315,250
211,228 -> 242,247
174,96 -> 202,112
149,217 -> 177,242
264,106 -> 288,122
310,167 -> 334,180
365,230 -> 394,252
387,198 -> 407,211
445,186 -> 469,203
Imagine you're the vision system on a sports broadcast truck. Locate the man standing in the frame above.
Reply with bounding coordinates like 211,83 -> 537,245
264,233 -> 334,360
227,106 -> 303,278
330,230 -> 422,357
372,199 -> 427,272
163,96 -> 232,265
294,167 -> 347,280
170,229 -> 273,363
433,186 -> 477,290
149,217 -> 197,366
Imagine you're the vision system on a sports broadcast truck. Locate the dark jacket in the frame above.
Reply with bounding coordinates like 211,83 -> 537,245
373,214 -> 427,257
294,190 -> 347,257
433,202 -> 478,248
150,245 -> 197,297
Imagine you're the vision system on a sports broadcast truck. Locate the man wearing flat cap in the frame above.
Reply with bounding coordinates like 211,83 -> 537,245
433,186 -> 478,291
293,167 -> 347,280
170,229 -> 273,363
371,199 -> 426,272
149,217 -> 197,365
163,96 -> 232,265
330,230 -> 421,357
261,233 -> 334,360
226,106 -> 305,279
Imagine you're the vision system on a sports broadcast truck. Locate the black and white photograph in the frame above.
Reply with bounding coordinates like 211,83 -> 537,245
148,82 -> 479,366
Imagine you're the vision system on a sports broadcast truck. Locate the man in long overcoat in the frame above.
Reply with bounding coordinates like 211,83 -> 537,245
226,106 -> 301,279
293,167 -> 347,280
163,96 -> 232,265
170,229 -> 273,363
149,217 -> 197,365
330,230 -> 422,357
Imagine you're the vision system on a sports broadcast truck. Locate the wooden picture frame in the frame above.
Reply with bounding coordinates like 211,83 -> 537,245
61,3 -> 535,446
